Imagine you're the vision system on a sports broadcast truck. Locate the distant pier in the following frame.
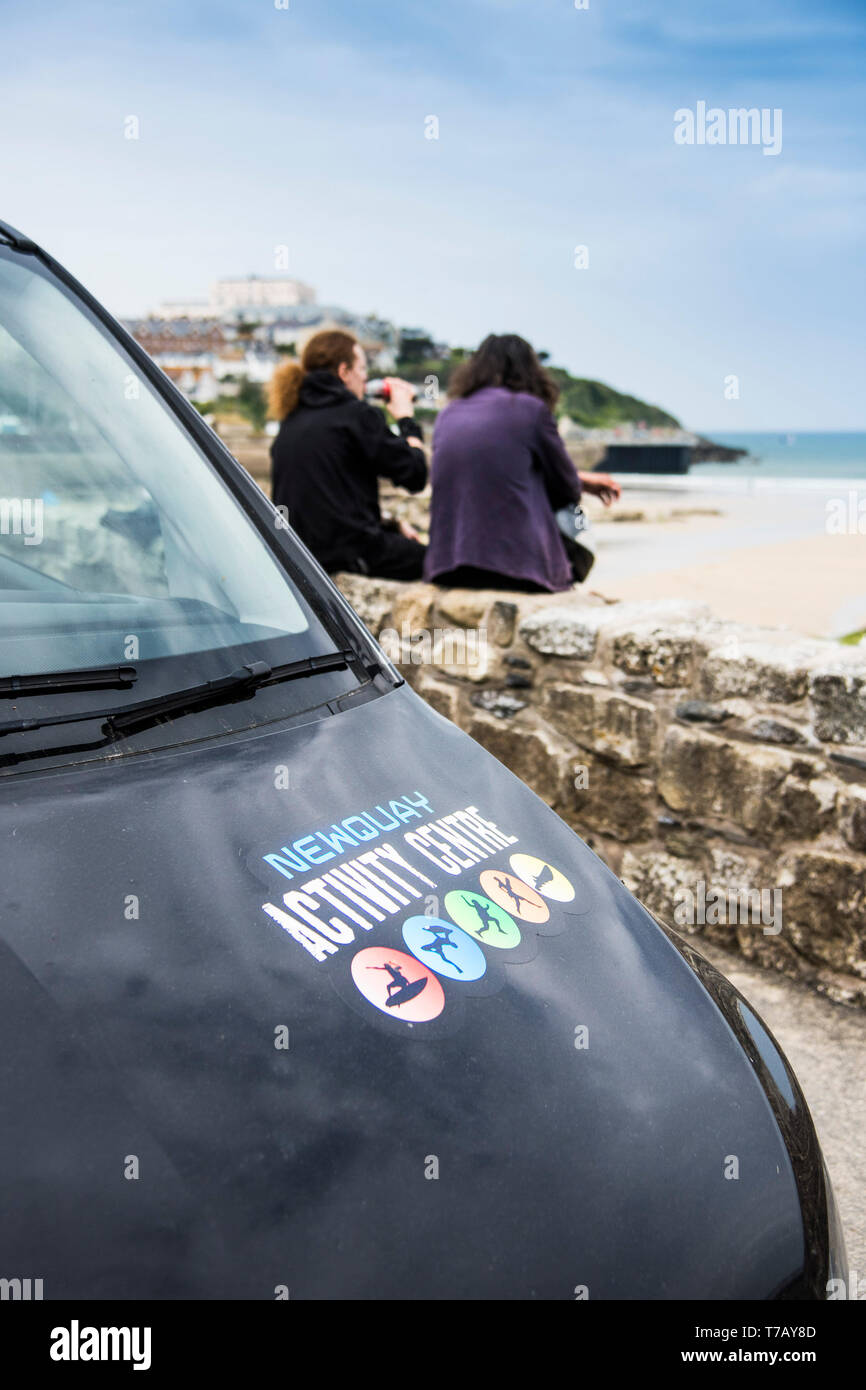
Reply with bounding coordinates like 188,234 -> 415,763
560,423 -> 698,474
602,441 -> 693,473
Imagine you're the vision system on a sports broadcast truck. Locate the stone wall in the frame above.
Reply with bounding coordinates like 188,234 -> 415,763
334,573 -> 866,1007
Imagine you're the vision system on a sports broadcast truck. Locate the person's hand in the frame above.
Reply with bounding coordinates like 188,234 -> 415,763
398,518 -> 422,542
578,471 -> 621,506
385,378 -> 416,421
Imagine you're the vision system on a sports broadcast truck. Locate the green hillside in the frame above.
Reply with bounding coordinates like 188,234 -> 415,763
394,345 -> 680,428
546,370 -> 680,429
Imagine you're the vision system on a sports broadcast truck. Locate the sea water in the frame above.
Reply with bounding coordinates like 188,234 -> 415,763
691,431 -> 866,482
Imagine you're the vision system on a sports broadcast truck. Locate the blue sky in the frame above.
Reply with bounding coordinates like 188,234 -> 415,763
1,0 -> 863,429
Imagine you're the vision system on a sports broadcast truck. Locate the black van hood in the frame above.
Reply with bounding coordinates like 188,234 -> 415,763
0,681 -> 825,1299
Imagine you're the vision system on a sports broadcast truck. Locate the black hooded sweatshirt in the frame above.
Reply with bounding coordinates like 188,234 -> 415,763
270,370 -> 427,573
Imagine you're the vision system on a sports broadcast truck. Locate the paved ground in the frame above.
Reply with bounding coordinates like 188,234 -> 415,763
698,941 -> 866,1280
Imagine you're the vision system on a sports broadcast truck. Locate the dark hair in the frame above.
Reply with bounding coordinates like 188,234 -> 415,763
268,329 -> 359,419
448,333 -> 558,410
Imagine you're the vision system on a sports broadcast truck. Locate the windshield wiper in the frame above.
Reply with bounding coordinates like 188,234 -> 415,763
0,650 -> 357,739
0,665 -> 137,696
104,651 -> 357,735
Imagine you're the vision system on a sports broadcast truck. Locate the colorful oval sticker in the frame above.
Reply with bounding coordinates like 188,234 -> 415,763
351,947 -> 445,1021
509,853 -> 575,903
444,891 -> 521,950
402,916 -> 487,981
479,869 -> 550,923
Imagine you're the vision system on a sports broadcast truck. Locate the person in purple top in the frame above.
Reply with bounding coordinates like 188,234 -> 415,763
424,335 -> 620,592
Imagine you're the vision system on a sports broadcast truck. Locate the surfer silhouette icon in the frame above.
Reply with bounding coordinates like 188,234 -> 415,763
370,959 -> 428,1006
351,947 -> 445,1021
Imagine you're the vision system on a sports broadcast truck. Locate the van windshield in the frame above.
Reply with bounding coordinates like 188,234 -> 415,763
0,248 -> 336,681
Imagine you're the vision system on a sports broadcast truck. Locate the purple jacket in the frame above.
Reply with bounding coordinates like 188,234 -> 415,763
423,386 -> 582,592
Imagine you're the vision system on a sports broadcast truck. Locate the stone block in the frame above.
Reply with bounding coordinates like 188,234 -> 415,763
774,776 -> 838,840
414,674 -> 460,724
698,847 -> 780,950
390,584 -> 437,633
700,637 -> 827,704
430,626 -> 493,683
490,600 -> 518,647
839,786 -> 866,853
620,849 -> 706,927
581,670 -> 610,687
382,624 -> 493,682
777,851 -> 866,979
565,756 -> 656,842
332,573 -> 400,635
676,700 -> 731,724
465,712 -> 574,810
470,689 -> 528,719
810,665 -> 866,744
544,684 -> 657,767
601,598 -> 714,629
518,605 -> 606,659
612,625 -> 701,688
434,589 -> 494,629
662,826 -> 712,859
658,725 -> 793,834
745,716 -> 806,745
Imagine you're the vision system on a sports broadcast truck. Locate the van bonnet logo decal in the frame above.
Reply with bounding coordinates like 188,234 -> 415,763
255,792 -> 578,1033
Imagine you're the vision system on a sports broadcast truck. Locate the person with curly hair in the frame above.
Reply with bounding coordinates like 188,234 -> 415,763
424,333 -> 620,592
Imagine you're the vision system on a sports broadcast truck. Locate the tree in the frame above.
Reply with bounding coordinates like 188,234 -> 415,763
236,378 -> 267,432
397,329 -> 437,365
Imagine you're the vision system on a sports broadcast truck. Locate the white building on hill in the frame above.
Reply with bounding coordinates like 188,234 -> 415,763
156,277 -> 316,320
211,276 -> 316,313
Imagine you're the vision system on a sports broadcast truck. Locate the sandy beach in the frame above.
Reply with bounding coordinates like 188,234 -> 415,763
232,427 -> 865,643
581,477 -> 866,640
